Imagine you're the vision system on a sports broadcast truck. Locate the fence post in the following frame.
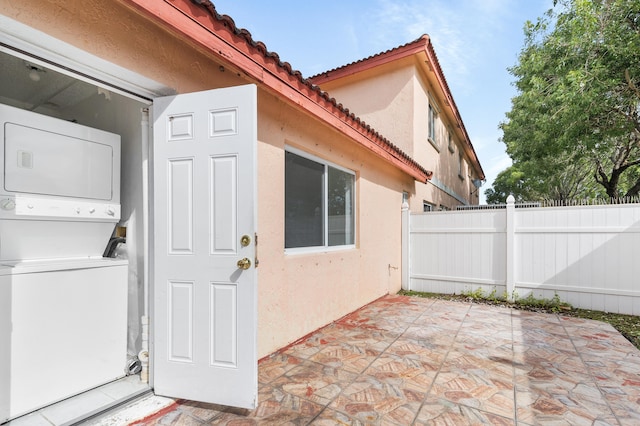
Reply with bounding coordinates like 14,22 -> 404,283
505,195 -> 515,301
401,201 -> 410,291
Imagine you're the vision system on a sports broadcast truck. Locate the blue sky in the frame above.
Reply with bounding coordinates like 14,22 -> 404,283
211,0 -> 555,203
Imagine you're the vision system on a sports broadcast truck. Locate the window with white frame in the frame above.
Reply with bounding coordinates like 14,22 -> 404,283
423,201 -> 434,212
428,104 -> 436,144
458,153 -> 465,179
285,149 -> 355,250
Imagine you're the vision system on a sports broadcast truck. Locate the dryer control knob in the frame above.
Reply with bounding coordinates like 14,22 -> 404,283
0,199 -> 16,211
106,206 -> 116,216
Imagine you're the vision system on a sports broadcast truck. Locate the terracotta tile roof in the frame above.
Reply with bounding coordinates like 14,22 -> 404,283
181,0 -> 432,182
309,35 -> 432,80
309,35 -> 485,180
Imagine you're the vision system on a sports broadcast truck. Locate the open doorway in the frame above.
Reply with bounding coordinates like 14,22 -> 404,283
0,46 -> 152,424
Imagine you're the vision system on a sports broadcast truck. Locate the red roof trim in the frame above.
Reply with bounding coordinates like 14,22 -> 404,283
310,36 -> 485,180
120,0 -> 432,182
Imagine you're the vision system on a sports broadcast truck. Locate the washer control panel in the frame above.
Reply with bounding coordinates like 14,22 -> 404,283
0,196 -> 120,221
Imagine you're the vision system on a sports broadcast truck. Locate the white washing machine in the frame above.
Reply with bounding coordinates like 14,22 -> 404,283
0,104 -> 128,422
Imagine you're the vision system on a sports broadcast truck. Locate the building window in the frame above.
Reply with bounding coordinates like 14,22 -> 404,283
423,201 -> 434,212
458,153 -> 465,180
428,104 -> 437,145
285,149 -> 355,250
448,129 -> 455,153
428,103 -> 442,153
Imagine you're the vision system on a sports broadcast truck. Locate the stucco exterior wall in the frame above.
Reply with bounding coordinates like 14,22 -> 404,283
0,0 -> 243,94
257,93 -> 412,355
314,60 -> 416,158
316,59 -> 481,211
412,69 -> 479,210
1,0 -> 414,358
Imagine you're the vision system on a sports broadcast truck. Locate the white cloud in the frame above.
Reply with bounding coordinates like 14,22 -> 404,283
487,153 -> 512,175
467,135 -> 510,179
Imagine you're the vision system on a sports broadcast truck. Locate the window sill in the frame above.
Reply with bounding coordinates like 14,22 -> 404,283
285,245 -> 356,256
428,137 -> 440,152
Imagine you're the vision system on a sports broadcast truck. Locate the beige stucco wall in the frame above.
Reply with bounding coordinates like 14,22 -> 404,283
317,58 -> 481,211
1,0 -> 414,358
257,94 -> 412,355
0,0 -> 244,92
316,59 -> 416,158
412,67 -> 480,209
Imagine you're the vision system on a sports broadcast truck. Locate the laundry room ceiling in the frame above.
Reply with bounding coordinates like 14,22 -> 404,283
0,50 -> 98,114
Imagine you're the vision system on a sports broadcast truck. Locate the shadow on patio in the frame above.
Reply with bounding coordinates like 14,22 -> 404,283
131,294 -> 640,425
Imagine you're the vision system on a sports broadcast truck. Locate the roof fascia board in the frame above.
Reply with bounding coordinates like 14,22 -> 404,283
121,0 -> 266,80
121,0 -> 431,182
424,42 -> 485,179
415,54 -> 483,178
311,42 -> 427,85
422,44 -> 484,179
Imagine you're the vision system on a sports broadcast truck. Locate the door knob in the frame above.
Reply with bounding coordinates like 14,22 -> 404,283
237,258 -> 251,270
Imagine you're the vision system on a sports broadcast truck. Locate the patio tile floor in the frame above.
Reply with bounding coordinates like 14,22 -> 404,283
132,295 -> 640,425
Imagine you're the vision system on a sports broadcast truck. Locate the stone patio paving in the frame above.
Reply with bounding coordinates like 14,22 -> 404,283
133,294 -> 640,425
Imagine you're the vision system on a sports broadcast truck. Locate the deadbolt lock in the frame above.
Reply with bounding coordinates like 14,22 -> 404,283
237,258 -> 251,270
240,235 -> 251,247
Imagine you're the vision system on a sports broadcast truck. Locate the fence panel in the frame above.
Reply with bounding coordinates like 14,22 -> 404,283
408,209 -> 507,297
403,199 -> 640,315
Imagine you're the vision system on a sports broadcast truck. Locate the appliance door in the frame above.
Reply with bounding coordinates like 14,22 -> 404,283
1,103 -> 121,203
0,219 -> 117,261
0,259 -> 128,422
5,123 -> 114,200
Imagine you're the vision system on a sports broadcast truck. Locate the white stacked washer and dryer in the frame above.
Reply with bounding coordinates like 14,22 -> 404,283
0,103 -> 128,420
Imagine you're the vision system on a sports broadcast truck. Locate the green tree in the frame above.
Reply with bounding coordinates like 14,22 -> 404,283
485,154 -> 596,204
485,165 -> 533,204
493,0 -> 640,201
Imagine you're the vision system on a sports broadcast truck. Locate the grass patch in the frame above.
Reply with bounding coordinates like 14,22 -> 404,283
398,289 -> 640,351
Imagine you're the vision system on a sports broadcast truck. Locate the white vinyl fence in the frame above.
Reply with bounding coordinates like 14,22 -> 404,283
402,196 -> 640,315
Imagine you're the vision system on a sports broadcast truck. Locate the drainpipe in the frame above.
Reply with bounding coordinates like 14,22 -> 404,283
401,201 -> 410,291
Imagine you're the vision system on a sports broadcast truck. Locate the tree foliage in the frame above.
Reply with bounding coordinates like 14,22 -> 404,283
488,0 -> 640,202
485,153 -> 596,203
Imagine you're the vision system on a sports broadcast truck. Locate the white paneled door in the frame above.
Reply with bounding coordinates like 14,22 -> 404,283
152,85 -> 257,409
